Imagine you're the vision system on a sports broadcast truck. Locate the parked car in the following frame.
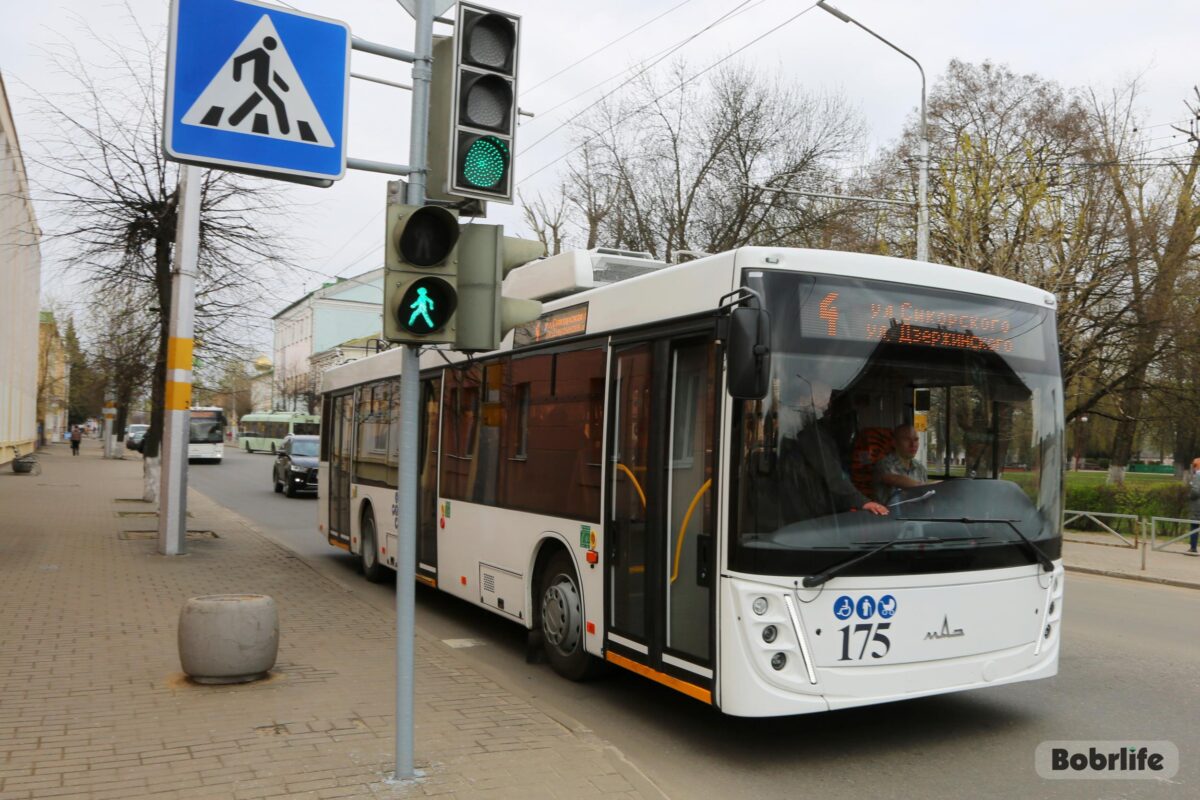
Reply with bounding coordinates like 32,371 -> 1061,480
273,435 -> 319,497
125,424 -> 149,452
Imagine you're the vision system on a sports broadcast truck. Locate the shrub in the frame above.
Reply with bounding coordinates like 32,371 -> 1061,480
1064,482 -> 1189,532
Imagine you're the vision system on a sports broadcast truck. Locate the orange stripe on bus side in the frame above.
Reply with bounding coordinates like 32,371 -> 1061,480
605,651 -> 712,705
327,536 -> 350,551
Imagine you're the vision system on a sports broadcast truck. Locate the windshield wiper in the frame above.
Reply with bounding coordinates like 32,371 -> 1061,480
888,489 -> 936,508
802,536 -> 947,588
900,517 -> 1054,572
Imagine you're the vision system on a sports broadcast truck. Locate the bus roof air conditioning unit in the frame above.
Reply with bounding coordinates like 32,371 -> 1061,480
504,248 -> 667,302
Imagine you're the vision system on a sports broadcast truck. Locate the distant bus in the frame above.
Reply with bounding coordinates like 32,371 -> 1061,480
189,407 -> 227,462
240,412 -> 320,453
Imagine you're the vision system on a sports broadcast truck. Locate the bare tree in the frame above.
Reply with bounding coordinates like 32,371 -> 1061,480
1091,86 -> 1200,482
541,60 -> 866,259
85,289 -> 157,444
24,13 -> 292,499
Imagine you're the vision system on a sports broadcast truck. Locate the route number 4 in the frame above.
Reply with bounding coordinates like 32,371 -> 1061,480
838,623 -> 892,661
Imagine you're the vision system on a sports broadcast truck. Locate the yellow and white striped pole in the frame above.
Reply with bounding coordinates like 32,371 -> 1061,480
158,164 -> 201,556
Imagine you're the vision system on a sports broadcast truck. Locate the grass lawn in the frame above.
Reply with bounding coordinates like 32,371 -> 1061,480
1063,470 -> 1180,489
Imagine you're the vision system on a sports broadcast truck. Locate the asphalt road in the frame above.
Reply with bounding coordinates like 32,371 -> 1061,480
192,446 -> 1199,799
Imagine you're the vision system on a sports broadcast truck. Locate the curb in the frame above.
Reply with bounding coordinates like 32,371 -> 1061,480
1064,564 -> 1200,591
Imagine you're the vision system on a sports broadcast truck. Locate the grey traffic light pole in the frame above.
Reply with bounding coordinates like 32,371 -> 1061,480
817,1 -> 928,262
395,0 -> 434,782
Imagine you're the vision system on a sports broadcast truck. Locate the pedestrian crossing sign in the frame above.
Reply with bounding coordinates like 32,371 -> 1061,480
164,0 -> 350,183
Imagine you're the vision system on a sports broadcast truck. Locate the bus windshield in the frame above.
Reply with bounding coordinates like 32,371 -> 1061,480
189,410 -> 226,444
731,272 -> 1064,577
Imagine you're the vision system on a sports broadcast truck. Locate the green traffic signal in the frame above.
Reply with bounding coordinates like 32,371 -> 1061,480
398,276 -> 457,335
460,135 -> 509,189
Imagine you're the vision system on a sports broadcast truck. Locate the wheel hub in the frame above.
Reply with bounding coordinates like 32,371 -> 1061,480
541,575 -> 581,656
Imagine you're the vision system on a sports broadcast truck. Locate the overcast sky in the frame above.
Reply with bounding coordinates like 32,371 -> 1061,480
3,0 -> 1196,349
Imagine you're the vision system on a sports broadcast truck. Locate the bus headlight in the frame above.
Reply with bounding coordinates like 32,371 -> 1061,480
762,625 -> 778,644
751,597 -> 768,616
770,652 -> 787,671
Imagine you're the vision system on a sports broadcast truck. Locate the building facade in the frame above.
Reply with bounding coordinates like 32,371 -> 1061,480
0,73 -> 42,466
272,270 -> 382,412
37,312 -> 70,445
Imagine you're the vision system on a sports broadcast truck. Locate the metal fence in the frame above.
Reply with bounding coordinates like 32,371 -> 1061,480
1062,510 -> 1200,572
1148,517 -> 1200,552
1061,510 -> 1142,548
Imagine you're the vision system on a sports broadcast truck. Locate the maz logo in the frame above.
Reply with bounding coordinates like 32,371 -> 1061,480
925,615 -> 965,640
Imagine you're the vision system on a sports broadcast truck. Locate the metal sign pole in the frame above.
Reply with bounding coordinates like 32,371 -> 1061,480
158,163 -> 201,556
395,0 -> 434,781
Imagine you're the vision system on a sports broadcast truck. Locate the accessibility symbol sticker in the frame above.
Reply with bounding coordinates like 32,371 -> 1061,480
182,15 -> 333,146
856,595 -> 876,619
165,0 -> 349,182
833,596 -> 854,620
878,594 -> 897,618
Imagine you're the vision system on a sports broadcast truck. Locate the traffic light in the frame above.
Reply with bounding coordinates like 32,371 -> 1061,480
427,2 -> 521,205
383,202 -> 460,344
455,224 -> 544,352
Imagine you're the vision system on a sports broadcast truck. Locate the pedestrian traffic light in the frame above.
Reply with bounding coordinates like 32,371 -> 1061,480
455,224 -> 544,352
427,2 -> 521,205
383,202 -> 460,345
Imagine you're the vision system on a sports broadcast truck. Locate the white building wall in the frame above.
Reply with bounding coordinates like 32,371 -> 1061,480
272,270 -> 382,411
0,74 -> 41,466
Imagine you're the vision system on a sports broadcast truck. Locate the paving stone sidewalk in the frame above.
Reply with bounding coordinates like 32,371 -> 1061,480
0,441 -> 661,800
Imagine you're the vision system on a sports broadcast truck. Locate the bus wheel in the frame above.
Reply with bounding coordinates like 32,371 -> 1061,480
539,551 -> 603,681
359,508 -> 388,583
270,443 -> 276,454
245,442 -> 251,453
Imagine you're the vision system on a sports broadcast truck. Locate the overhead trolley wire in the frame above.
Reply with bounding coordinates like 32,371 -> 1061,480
518,2 -> 820,187
518,0 -> 770,152
522,0 -> 700,96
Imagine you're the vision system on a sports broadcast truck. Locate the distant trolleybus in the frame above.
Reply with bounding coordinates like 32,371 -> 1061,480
188,407 -> 226,462
240,412 -> 320,453
319,247 -> 1064,716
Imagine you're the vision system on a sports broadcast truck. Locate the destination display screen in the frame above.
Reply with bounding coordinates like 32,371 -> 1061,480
513,303 -> 589,347
796,278 -> 1050,360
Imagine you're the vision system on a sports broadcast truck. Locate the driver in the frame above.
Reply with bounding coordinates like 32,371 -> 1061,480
873,423 -> 930,504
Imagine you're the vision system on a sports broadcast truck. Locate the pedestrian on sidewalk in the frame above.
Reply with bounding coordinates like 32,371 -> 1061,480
1187,458 -> 1200,555
69,425 -> 82,456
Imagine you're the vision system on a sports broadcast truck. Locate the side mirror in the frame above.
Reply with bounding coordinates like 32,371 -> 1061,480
727,305 -> 771,399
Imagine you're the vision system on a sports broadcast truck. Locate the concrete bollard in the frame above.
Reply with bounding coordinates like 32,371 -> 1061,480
178,594 -> 279,684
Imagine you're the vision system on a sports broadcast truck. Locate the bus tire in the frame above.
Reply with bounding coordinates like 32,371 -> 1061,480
538,550 -> 603,681
359,507 -> 388,583
245,442 -> 252,453
270,443 -> 276,454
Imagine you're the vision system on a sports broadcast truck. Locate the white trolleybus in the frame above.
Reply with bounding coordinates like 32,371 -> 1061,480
318,246 -> 1064,716
188,406 -> 227,463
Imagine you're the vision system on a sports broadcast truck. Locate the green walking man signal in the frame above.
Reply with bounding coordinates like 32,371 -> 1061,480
409,287 -> 434,329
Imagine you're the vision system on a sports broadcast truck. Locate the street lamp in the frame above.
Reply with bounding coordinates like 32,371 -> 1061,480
817,1 -> 929,262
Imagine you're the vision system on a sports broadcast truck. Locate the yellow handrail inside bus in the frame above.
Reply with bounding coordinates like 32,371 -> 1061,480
615,463 -> 647,509
671,479 -> 712,584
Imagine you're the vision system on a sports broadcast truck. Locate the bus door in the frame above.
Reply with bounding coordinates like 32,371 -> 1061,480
606,334 -> 718,702
328,391 -> 354,544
